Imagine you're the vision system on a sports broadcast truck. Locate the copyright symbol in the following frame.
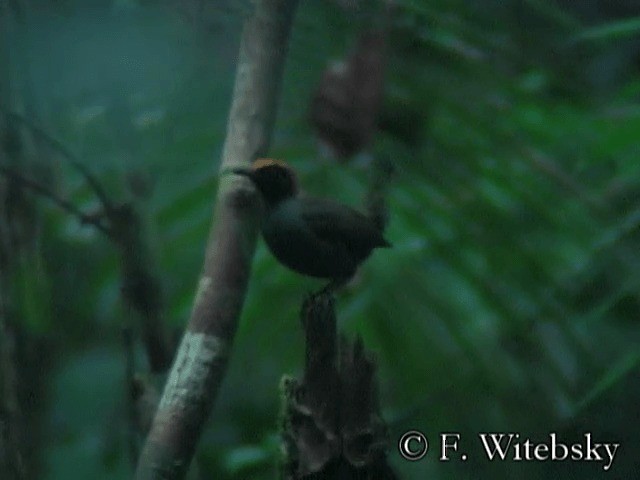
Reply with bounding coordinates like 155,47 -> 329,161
398,430 -> 428,460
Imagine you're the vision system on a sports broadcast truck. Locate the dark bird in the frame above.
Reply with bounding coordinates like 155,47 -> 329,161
233,159 -> 390,287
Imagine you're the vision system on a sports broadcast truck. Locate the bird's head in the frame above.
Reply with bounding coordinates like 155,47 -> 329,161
233,158 -> 299,206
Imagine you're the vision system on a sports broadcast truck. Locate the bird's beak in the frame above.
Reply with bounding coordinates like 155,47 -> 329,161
232,167 -> 254,179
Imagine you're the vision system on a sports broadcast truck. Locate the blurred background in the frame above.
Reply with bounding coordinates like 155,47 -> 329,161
1,0 -> 639,479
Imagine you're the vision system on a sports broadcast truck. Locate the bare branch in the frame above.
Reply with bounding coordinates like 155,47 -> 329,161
0,107 -> 115,212
0,165 -> 112,237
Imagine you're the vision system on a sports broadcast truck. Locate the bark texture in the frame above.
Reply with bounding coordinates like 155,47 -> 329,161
134,1 -> 299,479
280,293 -> 398,479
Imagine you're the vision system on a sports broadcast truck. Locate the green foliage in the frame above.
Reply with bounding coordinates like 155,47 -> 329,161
6,0 -> 640,479
576,16 -> 640,43
11,250 -> 52,334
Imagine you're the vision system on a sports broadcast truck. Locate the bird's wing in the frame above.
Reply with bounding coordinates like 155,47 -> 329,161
299,197 -> 390,251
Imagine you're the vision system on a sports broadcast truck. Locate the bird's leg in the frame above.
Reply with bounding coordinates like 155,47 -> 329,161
313,277 -> 348,298
316,282 -> 335,297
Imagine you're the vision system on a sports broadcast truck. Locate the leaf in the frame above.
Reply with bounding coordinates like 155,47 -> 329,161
574,16 -> 640,43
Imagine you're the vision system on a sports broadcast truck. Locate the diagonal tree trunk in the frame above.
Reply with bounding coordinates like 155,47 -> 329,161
134,1 -> 299,478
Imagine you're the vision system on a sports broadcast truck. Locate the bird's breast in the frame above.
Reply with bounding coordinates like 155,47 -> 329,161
262,200 -> 357,279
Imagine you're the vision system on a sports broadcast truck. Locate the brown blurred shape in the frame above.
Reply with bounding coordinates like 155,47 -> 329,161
310,30 -> 386,159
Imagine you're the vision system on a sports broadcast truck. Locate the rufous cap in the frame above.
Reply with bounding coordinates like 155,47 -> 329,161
251,158 -> 291,170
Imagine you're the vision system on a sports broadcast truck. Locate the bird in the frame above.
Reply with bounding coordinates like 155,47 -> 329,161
233,158 -> 390,288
